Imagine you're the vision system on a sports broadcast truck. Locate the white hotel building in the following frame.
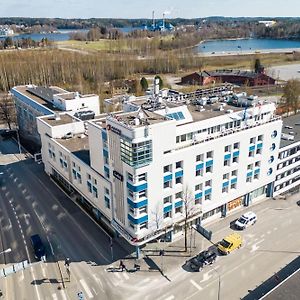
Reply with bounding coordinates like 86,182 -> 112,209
37,87 -> 282,249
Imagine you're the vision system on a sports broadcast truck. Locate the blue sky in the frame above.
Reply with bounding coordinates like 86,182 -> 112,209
1,0 -> 300,19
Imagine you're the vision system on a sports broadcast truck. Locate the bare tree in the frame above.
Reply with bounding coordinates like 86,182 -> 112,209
281,79 -> 300,115
151,202 -> 164,233
182,185 -> 199,252
0,93 -> 16,130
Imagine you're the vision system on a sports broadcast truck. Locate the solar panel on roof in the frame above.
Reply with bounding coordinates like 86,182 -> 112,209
166,112 -> 185,121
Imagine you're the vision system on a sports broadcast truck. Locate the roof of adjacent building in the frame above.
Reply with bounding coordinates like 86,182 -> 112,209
13,85 -> 65,113
280,114 -> 300,148
57,134 -> 90,165
42,114 -> 79,126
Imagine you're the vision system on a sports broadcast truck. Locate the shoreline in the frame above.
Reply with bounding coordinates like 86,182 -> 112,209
198,47 -> 300,57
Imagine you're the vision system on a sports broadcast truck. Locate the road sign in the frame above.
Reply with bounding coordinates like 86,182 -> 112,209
192,224 -> 212,241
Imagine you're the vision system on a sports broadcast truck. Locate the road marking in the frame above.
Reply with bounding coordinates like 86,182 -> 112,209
163,296 -> 175,300
250,239 -> 264,253
136,277 -> 151,286
122,272 -> 129,280
18,271 -> 24,283
60,290 -> 67,300
190,279 -> 203,291
79,279 -> 94,298
41,265 -> 47,278
200,271 -> 212,283
114,272 -> 122,280
52,293 -> 58,300
92,274 -> 104,291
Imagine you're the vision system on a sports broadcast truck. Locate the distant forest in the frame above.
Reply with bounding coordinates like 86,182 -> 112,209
1,17 -> 300,40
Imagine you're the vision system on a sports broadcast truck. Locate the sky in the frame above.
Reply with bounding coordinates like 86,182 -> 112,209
1,0 -> 300,19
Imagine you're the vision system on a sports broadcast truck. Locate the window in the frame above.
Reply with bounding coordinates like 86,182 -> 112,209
249,151 -> 254,157
138,173 -> 147,181
231,170 -> 238,177
206,165 -> 213,173
256,148 -> 262,155
140,222 -> 148,230
224,145 -> 231,152
195,184 -> 202,191
129,206 -> 135,214
255,161 -> 261,168
87,174 -> 91,180
206,151 -> 213,159
139,206 -> 147,214
93,186 -> 98,198
270,143 -> 276,151
234,142 -> 239,149
164,164 -> 172,173
163,196 -> 172,204
196,169 -> 203,177
232,156 -> 239,163
223,173 -> 229,180
128,189 -> 134,198
164,180 -> 172,189
205,180 -> 212,187
224,159 -> 230,166
164,211 -> 172,219
267,168 -> 273,175
137,190 -> 146,199
129,222 -> 135,230
87,181 -> 92,193
247,164 -> 253,170
258,135 -> 263,141
196,154 -> 204,162
250,137 -> 256,144
254,173 -> 259,180
231,183 -> 237,189
271,130 -> 278,138
104,196 -> 110,209
222,186 -> 229,193
104,156 -> 109,165
175,177 -> 182,184
176,136 -> 180,143
175,191 -> 182,199
120,138 -> 152,168
205,194 -> 211,201
175,206 -> 183,214
127,172 -> 133,182
246,177 -> 252,183
176,161 -> 183,169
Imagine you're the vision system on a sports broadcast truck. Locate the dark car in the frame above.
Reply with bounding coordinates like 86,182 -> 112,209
30,234 -> 46,261
189,250 -> 217,271
297,200 -> 300,206
0,129 -> 17,140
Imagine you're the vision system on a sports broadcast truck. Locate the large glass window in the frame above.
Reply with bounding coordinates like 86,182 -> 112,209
121,138 -> 152,168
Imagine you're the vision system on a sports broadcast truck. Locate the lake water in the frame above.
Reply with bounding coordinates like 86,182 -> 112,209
197,38 -> 300,53
0,29 -> 88,42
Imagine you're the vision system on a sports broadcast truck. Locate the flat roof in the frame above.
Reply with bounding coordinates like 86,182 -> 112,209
57,135 -> 90,165
13,86 -> 63,113
280,114 -> 300,148
42,114 -> 79,126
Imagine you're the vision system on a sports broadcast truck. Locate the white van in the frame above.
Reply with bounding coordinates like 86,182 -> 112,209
235,211 -> 257,230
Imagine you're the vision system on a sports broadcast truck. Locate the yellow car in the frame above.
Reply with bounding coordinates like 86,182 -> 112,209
217,233 -> 242,255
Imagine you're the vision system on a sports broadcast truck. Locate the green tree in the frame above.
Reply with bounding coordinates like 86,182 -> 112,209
281,79 -> 300,115
154,75 -> 163,89
140,77 -> 148,91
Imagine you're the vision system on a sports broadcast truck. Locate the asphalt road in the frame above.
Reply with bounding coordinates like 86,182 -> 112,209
0,138 -> 134,300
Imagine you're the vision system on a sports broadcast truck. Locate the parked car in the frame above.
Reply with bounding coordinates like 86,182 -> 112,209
218,233 -> 242,255
235,211 -> 257,230
189,250 -> 217,271
30,234 -> 46,261
0,129 -> 17,140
